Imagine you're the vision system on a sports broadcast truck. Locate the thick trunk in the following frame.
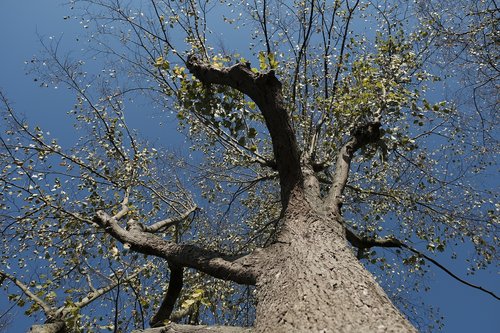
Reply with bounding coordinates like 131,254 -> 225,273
184,57 -> 414,332
253,194 -> 417,333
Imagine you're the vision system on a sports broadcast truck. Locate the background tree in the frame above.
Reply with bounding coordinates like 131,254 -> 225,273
416,0 -> 498,149
0,0 -> 497,332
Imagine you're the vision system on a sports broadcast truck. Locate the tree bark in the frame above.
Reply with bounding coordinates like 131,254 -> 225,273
96,191 -> 417,332
150,264 -> 184,327
94,211 -> 258,285
99,59 -> 419,332
252,191 -> 417,333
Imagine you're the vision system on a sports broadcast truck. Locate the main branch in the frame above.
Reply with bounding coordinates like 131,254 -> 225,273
94,211 -> 257,285
186,56 -> 302,206
326,122 -> 381,214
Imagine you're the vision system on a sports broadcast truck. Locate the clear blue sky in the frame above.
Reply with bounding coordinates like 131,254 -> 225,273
0,1 -> 498,332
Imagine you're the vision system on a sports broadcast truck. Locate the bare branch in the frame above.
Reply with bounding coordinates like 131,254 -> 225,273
94,211 -> 257,285
401,244 -> 500,301
344,228 -> 500,301
326,122 -> 382,213
144,206 -> 197,233
291,0 -> 316,106
114,187 -> 132,220
262,0 -> 272,56
150,264 -> 184,327
310,0 -> 360,156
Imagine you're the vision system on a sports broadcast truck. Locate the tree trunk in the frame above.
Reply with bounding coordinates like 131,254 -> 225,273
253,192 -> 417,333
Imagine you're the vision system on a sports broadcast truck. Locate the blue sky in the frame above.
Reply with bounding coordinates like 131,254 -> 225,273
0,1 -> 498,332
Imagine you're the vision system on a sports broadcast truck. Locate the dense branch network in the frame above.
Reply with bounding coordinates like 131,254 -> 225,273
0,267 -> 147,332
1,1 -> 497,329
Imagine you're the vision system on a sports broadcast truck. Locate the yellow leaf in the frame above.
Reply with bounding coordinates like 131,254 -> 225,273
181,299 -> 196,308
154,56 -> 164,67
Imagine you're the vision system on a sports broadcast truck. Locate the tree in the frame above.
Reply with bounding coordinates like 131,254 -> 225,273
0,0 -> 497,332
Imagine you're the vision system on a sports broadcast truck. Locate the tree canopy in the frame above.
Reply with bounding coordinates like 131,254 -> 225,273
0,0 -> 498,332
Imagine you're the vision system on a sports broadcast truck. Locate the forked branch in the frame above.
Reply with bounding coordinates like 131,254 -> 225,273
326,122 -> 382,214
144,206 -> 197,233
94,211 -> 257,285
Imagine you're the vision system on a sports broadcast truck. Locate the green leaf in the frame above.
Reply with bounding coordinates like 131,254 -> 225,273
191,289 -> 204,298
258,51 -> 268,71
268,52 -> 278,69
181,299 -> 196,308
154,56 -> 164,67
154,56 -> 170,70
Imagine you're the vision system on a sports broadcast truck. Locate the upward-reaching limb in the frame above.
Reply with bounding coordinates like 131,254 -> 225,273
325,122 -> 382,214
186,56 -> 302,207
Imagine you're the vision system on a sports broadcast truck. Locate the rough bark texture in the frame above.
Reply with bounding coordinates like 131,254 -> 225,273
252,191 -> 417,333
95,59 -> 419,332
94,211 -> 258,285
100,198 -> 418,333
